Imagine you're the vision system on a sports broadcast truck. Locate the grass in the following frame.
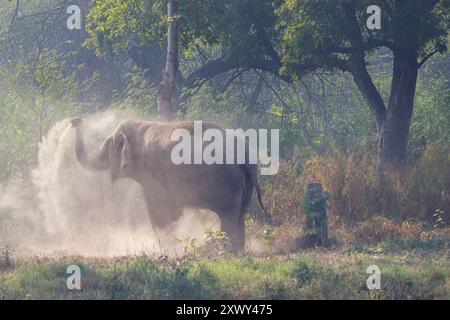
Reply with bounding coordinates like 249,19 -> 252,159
1,215 -> 448,300
0,247 -> 448,300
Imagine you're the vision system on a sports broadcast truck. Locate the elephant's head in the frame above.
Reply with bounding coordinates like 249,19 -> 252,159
71,117 -> 132,182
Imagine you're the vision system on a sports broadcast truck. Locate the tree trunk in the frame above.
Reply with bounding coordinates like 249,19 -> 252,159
341,1 -> 423,170
378,49 -> 418,168
244,71 -> 265,124
156,0 -> 179,121
351,48 -> 418,170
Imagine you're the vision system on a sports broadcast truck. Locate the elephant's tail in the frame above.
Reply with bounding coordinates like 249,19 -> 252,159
245,164 -> 272,224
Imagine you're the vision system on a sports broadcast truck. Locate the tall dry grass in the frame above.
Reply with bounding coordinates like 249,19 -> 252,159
261,143 -> 450,226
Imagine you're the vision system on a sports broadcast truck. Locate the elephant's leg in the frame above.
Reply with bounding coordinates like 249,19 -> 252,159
220,213 -> 245,254
215,187 -> 247,254
150,205 -> 182,229
148,204 -> 183,249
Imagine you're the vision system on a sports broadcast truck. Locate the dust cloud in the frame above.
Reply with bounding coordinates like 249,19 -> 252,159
0,110 -> 219,257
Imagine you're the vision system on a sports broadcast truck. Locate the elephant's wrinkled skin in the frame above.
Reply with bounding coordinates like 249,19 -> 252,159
71,118 -> 268,252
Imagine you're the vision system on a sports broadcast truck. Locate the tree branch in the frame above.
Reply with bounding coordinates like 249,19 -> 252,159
9,0 -> 20,31
328,39 -> 394,54
341,0 -> 387,125
185,58 -> 284,88
417,48 -> 440,68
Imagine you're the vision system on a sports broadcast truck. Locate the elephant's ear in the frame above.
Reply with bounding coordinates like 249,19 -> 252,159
118,131 -> 131,175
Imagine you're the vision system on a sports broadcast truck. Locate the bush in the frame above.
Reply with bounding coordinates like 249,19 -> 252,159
262,144 -> 450,224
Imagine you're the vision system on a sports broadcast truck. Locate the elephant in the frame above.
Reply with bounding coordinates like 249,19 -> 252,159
71,117 -> 269,252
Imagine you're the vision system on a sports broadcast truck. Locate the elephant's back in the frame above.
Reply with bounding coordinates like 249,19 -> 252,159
142,120 -> 225,155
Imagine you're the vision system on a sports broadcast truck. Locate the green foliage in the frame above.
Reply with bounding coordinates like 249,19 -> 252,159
292,259 -> 318,285
86,0 -> 166,55
183,71 -> 375,160
98,257 -> 205,299
178,228 -> 232,259
0,251 -> 447,299
411,78 -> 450,157
0,49 -> 82,179
279,0 -> 450,77
115,70 -> 158,117
86,0 -> 279,59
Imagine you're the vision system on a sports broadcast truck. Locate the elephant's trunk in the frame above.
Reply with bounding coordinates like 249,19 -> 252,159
72,118 -> 111,171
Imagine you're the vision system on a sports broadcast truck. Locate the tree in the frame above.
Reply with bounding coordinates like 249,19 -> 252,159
279,0 -> 449,168
86,0 -> 450,168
